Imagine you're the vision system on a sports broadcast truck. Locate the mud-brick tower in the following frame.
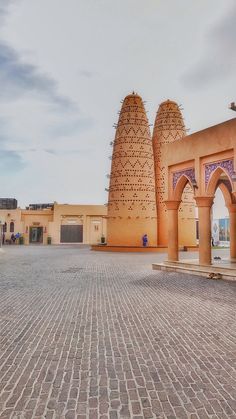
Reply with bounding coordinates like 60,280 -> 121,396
107,93 -> 157,246
153,100 -> 196,246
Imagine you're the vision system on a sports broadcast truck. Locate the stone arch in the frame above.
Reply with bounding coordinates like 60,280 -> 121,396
218,181 -> 234,206
173,174 -> 194,201
206,167 -> 233,205
10,221 -> 14,233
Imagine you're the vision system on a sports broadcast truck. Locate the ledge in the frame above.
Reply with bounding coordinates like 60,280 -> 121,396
152,260 -> 236,281
91,245 -> 168,253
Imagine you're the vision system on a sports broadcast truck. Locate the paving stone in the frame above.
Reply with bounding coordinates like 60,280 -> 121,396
131,401 -> 142,415
120,405 -> 130,417
65,410 -> 76,419
0,246 -> 235,418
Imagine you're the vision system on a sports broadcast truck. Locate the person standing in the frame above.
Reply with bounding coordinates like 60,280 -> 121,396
142,234 -> 148,247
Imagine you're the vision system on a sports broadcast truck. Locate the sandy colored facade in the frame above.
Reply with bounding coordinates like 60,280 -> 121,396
21,209 -> 54,245
0,204 -> 107,245
153,100 -> 196,247
49,204 -> 107,245
3,93 -> 234,258
0,208 -> 23,242
106,93 -> 196,248
163,117 -> 236,264
107,93 -> 157,246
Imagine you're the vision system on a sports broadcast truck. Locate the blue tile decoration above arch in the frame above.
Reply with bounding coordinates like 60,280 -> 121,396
173,168 -> 195,189
205,159 -> 234,187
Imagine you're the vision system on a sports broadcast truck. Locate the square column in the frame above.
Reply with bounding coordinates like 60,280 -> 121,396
165,201 -> 181,261
227,204 -> 236,260
195,197 -> 214,265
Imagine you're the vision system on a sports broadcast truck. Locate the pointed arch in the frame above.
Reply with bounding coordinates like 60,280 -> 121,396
10,221 -> 14,233
206,167 -> 233,205
173,174 -> 194,201
218,181 -> 234,206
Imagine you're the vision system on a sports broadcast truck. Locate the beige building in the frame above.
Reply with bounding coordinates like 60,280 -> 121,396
0,208 -> 23,242
21,208 -> 54,245
0,202 -> 107,245
162,117 -> 236,265
49,204 -> 107,245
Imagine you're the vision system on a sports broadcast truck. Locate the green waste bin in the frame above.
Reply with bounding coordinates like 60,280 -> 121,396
19,236 -> 24,245
101,236 -> 106,244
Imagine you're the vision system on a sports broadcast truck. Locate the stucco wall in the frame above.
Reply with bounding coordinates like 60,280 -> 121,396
163,118 -> 236,201
0,204 -> 107,245
21,209 -> 53,245
49,204 -> 107,245
0,208 -> 23,241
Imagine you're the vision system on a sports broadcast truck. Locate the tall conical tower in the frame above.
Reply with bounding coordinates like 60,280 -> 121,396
153,100 -> 196,246
107,93 -> 157,246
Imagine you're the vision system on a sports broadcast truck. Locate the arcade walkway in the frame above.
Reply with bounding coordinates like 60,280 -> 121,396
0,246 -> 235,418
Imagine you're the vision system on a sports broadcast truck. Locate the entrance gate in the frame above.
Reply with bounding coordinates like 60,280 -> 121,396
60,225 -> 83,243
29,227 -> 43,244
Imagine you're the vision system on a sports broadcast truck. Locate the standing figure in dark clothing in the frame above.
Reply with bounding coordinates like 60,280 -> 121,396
142,234 -> 148,247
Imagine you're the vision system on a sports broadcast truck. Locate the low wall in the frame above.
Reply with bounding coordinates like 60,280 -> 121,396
91,245 -> 167,253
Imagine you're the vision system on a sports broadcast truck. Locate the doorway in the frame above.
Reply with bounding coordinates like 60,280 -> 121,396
60,225 -> 83,243
30,227 -> 43,244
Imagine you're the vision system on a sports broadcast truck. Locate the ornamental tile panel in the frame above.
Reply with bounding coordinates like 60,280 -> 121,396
205,159 -> 234,186
172,168 -> 195,189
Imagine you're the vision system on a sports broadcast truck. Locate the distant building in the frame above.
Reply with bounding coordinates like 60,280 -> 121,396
212,218 -> 230,246
0,202 -> 107,245
0,198 -> 17,210
26,203 -> 54,210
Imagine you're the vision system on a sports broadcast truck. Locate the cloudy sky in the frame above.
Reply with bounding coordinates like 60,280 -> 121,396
0,0 -> 235,210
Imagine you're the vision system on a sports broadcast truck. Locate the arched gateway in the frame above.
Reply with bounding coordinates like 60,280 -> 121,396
164,117 -> 236,266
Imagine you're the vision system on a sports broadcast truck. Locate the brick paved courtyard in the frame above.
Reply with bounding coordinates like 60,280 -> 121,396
0,246 -> 236,419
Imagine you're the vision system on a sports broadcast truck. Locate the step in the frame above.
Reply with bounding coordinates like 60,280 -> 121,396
163,260 -> 236,274
152,263 -> 236,281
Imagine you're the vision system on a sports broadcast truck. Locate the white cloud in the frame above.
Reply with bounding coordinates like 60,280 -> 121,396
182,1 -> 236,86
0,0 -> 234,212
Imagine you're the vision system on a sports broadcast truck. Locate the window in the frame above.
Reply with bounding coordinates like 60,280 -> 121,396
196,220 -> 199,240
10,222 -> 14,233
3,222 -> 7,233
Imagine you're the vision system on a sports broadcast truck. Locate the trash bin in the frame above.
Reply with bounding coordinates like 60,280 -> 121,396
47,236 -> 52,245
19,236 -> 24,245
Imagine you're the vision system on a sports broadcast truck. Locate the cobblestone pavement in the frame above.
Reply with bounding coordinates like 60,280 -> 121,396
0,246 -> 236,419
